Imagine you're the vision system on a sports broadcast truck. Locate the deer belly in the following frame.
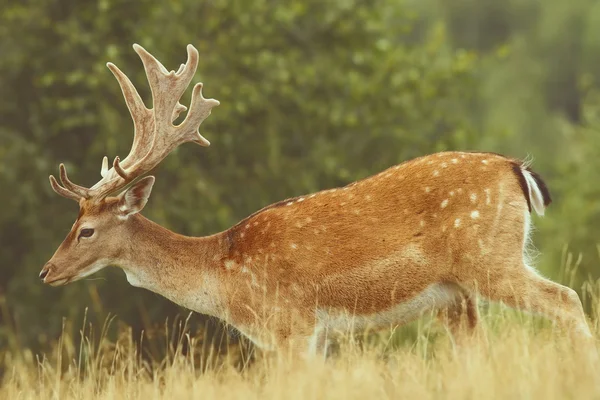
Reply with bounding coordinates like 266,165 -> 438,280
316,283 -> 459,332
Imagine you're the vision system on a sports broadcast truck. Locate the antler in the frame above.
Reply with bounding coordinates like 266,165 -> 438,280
50,44 -> 219,201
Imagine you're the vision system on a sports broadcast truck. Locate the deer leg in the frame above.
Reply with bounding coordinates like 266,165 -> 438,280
437,289 -> 479,343
470,266 -> 593,340
306,327 -> 330,358
273,317 -> 330,360
277,332 -> 329,361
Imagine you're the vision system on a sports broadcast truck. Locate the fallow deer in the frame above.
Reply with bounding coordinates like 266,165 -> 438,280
41,44 -> 594,357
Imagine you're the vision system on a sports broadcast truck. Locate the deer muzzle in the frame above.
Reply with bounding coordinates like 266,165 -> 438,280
39,262 -> 68,286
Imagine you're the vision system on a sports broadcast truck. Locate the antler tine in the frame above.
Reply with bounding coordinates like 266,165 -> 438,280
106,62 -> 148,121
172,103 -> 188,122
180,82 -> 219,146
100,156 -> 109,178
106,62 -> 153,171
179,45 -> 199,81
112,156 -> 132,180
49,175 -> 81,201
59,164 -> 90,198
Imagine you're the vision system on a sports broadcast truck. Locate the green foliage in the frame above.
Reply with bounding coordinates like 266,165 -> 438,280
1,0 -> 599,353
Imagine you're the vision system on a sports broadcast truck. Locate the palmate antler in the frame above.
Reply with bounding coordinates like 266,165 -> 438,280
50,44 -> 219,201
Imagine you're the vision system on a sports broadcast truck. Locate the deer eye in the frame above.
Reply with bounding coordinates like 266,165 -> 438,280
79,228 -> 94,238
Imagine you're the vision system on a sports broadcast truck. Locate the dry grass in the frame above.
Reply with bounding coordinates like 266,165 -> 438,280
2,305 -> 600,400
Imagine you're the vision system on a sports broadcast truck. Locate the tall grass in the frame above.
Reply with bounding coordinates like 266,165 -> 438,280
3,309 -> 600,398
3,253 -> 600,399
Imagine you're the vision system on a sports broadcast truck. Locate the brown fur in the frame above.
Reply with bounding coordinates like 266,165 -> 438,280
42,151 -> 593,356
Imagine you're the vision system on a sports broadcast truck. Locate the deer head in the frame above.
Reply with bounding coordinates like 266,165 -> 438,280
40,44 -> 219,286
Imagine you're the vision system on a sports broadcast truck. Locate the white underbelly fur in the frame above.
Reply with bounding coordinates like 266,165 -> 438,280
316,282 -> 461,334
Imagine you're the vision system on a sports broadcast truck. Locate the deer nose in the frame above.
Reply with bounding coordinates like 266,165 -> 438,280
39,263 -> 52,280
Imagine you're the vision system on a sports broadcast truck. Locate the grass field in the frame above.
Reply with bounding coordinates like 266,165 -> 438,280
2,301 -> 600,400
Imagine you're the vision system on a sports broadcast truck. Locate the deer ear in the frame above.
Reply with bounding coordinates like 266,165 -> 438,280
117,176 -> 155,217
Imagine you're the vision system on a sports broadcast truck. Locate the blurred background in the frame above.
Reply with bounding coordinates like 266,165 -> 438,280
1,0 -> 600,358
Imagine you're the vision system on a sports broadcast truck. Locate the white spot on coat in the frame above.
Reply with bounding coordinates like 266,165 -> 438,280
441,199 -> 449,208
471,210 -> 480,219
224,260 -> 236,270
454,219 -> 461,228
485,188 -> 491,205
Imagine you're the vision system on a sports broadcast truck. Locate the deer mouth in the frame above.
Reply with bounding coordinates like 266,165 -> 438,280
39,263 -> 72,286
45,277 -> 70,286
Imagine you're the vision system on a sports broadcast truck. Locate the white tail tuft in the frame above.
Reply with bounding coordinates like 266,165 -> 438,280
521,168 -> 546,216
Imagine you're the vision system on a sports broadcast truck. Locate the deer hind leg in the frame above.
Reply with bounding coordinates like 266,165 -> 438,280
437,288 -> 479,342
469,265 -> 593,340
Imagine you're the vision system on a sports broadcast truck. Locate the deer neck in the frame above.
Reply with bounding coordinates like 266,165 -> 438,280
117,214 -> 228,319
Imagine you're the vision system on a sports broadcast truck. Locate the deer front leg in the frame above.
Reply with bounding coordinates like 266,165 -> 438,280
274,321 -> 329,360
437,289 -> 479,344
